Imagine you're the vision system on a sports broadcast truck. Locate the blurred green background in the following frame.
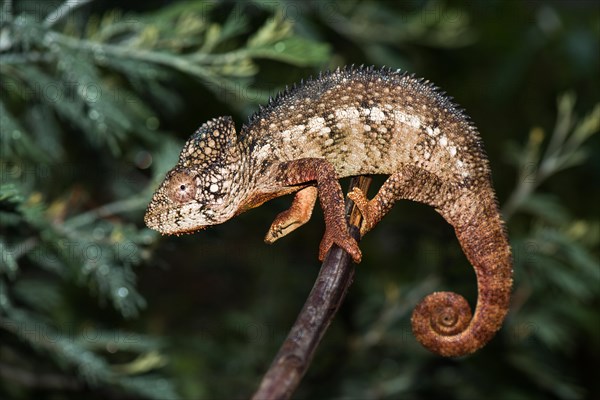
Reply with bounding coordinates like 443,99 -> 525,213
1,1 -> 598,399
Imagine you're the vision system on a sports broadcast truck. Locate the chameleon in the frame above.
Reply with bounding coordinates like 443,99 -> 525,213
144,66 -> 513,357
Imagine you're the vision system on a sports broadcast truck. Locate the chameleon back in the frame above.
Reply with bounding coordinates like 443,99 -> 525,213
244,66 -> 488,191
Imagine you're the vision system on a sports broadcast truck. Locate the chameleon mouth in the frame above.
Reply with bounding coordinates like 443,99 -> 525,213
145,215 -> 207,235
144,202 -> 211,236
171,226 -> 207,236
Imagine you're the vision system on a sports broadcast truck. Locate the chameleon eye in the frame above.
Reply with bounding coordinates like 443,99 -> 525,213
166,170 -> 196,203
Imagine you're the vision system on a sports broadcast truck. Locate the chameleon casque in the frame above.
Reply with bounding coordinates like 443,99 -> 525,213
145,66 -> 513,357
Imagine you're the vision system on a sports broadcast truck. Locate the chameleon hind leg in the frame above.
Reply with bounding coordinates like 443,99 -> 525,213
348,164 -> 451,236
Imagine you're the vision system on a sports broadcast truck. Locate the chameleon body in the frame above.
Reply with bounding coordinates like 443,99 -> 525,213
145,66 -> 513,357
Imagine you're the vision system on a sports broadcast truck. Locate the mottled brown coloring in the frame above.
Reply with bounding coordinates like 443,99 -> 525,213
145,66 -> 513,357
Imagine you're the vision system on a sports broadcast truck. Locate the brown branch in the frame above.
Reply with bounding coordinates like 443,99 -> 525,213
252,176 -> 372,400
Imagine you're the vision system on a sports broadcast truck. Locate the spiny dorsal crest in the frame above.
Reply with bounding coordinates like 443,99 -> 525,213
179,116 -> 241,169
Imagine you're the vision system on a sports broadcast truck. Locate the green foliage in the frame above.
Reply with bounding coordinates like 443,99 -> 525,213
1,1 -> 598,400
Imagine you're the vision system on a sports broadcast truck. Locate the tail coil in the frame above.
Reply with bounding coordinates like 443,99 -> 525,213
411,195 -> 513,357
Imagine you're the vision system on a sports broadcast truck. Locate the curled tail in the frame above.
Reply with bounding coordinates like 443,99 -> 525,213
348,165 -> 513,357
411,192 -> 513,357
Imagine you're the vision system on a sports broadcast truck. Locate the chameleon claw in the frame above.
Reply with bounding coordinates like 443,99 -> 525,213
319,229 -> 362,263
347,188 -> 374,237
264,220 -> 289,243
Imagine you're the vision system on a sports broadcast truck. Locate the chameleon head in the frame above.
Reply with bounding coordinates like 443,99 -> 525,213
144,116 -> 247,234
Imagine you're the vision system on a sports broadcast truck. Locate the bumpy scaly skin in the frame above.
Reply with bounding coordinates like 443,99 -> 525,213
145,66 -> 513,357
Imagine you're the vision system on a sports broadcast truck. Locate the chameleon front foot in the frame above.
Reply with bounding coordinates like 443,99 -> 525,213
265,187 -> 318,244
319,228 -> 362,263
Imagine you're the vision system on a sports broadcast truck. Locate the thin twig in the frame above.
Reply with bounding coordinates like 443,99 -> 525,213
252,176 -> 372,400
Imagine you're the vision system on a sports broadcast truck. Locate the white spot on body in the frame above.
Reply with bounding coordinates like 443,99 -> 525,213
393,110 -> 421,129
335,107 -> 361,124
369,107 -> 385,123
436,130 -> 459,158
291,124 -> 305,136
254,143 -> 272,162
307,116 -> 326,132
209,184 -> 219,193
281,129 -> 292,141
